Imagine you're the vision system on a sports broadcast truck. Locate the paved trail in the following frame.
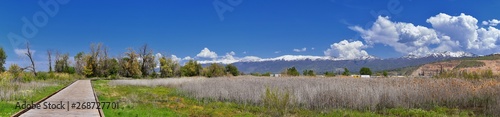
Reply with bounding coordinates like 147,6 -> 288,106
20,80 -> 101,117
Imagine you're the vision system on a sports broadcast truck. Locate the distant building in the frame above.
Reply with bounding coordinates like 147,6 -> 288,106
350,75 -> 360,78
270,74 -> 282,77
361,75 -> 371,78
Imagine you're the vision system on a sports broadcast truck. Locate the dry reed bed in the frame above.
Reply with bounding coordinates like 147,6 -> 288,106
109,77 -> 500,115
0,81 -> 57,101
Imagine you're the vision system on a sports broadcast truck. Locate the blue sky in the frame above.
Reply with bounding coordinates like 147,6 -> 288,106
1,0 -> 500,71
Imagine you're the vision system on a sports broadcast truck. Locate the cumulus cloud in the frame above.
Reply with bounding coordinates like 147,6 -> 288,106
324,40 -> 370,59
183,56 -> 193,60
293,48 -> 307,52
14,49 -> 35,57
171,55 -> 181,62
274,51 -> 281,54
196,48 -> 218,59
350,13 -> 500,56
482,19 -> 500,26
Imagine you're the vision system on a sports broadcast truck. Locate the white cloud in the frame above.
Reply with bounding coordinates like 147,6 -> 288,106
350,16 -> 443,56
324,40 -> 371,59
351,13 -> 500,56
196,48 -> 218,59
183,56 -> 193,60
482,19 -> 500,26
14,49 -> 35,57
427,13 -> 479,50
311,47 -> 315,50
293,48 -> 307,52
274,51 -> 281,54
171,55 -> 181,62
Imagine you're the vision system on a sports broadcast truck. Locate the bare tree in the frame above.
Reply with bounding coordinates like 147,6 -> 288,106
138,44 -> 155,77
25,42 -> 37,76
47,50 -> 53,73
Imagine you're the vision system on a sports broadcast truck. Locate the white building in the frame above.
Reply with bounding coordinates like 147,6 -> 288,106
270,74 -> 282,77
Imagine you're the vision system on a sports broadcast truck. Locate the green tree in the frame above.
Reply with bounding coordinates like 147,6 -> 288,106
55,53 -> 70,73
0,47 -> 6,72
286,67 -> 300,76
203,63 -> 225,78
359,67 -> 372,75
8,64 -> 22,79
225,64 -> 239,76
83,54 -> 95,77
383,71 -> 388,77
342,68 -> 350,76
303,70 -> 316,76
74,52 -> 85,75
159,56 -> 180,77
106,59 -> 120,77
125,48 -> 142,78
181,60 -> 202,77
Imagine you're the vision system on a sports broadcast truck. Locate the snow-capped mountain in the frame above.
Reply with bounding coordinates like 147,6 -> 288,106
199,55 -> 379,64
402,51 -> 476,59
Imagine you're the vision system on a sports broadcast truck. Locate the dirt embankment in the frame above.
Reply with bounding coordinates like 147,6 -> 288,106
411,60 -> 500,77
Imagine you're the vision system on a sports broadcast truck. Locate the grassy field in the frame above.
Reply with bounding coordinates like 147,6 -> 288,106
96,77 -> 494,116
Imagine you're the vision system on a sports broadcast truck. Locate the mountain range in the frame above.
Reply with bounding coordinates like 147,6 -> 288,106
227,51 -> 479,74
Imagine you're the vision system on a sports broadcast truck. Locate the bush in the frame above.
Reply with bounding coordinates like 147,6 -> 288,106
342,68 -> 350,76
324,71 -> 336,77
359,67 -> 372,75
8,64 -> 22,79
225,64 -> 239,76
286,67 -> 300,76
262,87 -> 295,116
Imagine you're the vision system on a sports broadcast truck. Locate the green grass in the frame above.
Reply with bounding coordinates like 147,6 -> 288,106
0,82 -> 67,116
92,80 -> 476,117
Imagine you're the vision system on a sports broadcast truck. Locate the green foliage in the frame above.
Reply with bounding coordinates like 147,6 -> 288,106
359,67 -> 372,75
261,72 -> 271,76
159,57 -> 180,78
106,59 -> 120,77
262,87 -> 295,116
303,70 -> 315,76
454,60 -> 485,70
0,47 -> 6,72
250,72 -> 261,76
74,52 -> 85,75
324,71 -> 336,77
8,64 -> 22,79
383,71 -> 388,77
225,64 -> 239,76
125,49 -> 142,78
55,53 -> 71,73
203,63 -> 225,78
286,67 -> 300,76
181,60 -> 202,77
342,68 -> 350,76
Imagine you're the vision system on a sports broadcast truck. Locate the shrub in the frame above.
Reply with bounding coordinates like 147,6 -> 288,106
359,67 -> 372,75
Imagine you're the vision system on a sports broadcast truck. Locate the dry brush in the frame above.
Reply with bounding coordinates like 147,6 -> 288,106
110,77 -> 500,115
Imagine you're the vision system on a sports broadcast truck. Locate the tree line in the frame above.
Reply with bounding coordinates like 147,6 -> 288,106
0,43 -> 240,79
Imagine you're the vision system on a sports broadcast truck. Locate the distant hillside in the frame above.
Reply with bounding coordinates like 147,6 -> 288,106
410,54 -> 500,77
